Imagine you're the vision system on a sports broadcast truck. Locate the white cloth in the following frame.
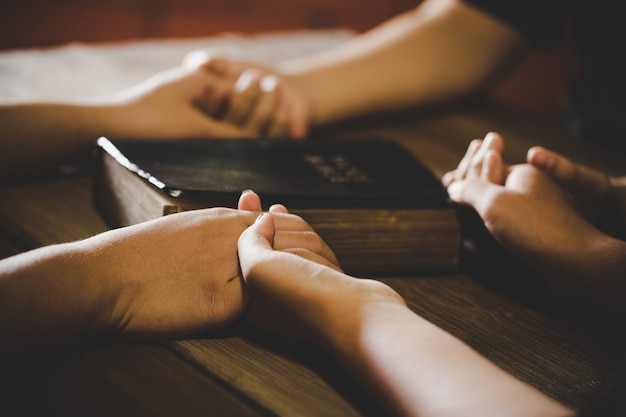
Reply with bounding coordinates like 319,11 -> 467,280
0,29 -> 353,101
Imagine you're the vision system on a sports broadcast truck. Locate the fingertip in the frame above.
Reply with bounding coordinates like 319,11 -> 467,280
235,68 -> 262,92
527,146 -> 554,171
446,181 -> 463,202
268,203 -> 289,214
289,122 -> 308,139
252,212 -> 276,246
259,74 -> 278,93
484,131 -> 504,151
238,189 -> 262,211
441,171 -> 455,187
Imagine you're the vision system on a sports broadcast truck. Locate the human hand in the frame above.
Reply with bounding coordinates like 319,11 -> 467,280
108,66 -> 256,139
527,146 -> 626,237
237,208 -> 405,348
99,190 -> 337,340
443,133 -> 626,306
186,54 -> 310,138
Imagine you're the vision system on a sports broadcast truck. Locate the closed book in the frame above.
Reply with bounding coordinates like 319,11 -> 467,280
92,136 -> 461,275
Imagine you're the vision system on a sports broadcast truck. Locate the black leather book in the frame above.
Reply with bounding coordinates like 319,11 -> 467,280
93,136 -> 461,275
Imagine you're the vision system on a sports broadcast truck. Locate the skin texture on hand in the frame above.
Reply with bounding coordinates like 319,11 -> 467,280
0,191 -> 338,353
444,132 -> 626,312
190,57 -> 310,138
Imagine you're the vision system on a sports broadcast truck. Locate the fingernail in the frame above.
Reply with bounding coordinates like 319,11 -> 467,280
260,75 -> 278,92
235,71 -> 255,92
256,212 -> 265,222
241,189 -> 254,194
447,182 -> 460,200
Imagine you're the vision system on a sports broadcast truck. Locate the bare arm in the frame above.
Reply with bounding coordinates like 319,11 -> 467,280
279,0 -> 526,125
193,0 -> 527,136
238,212 -> 572,417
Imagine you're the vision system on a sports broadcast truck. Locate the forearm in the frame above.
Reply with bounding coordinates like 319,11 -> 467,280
0,240 -> 118,353
607,176 -> 626,238
0,101 -> 123,179
326,302 -> 572,417
569,232 -> 626,314
278,0 -> 524,126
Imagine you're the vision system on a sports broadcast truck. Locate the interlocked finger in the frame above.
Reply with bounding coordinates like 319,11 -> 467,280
224,69 -> 263,125
243,75 -> 280,134
454,138 -> 483,181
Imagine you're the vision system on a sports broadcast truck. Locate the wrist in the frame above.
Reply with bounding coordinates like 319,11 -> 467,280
548,228 -> 626,313
0,239 -> 120,352
314,277 -> 410,355
584,233 -> 626,312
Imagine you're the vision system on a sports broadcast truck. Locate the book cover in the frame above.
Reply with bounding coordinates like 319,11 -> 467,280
93,136 -> 461,275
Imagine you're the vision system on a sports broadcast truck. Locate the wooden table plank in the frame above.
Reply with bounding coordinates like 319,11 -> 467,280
1,343 -> 268,417
172,335 -> 384,417
0,175 -> 108,249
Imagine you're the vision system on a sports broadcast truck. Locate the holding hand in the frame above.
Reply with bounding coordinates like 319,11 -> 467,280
237,198 -> 571,417
0,191 -> 338,353
186,54 -> 310,138
0,66 -> 258,178
238,205 -> 402,347
106,66 -> 256,139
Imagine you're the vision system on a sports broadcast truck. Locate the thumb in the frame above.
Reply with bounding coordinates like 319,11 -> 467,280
527,146 -> 609,202
238,213 -> 276,277
238,189 -> 262,211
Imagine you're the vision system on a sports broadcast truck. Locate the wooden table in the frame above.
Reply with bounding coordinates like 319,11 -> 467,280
1,104 -> 624,416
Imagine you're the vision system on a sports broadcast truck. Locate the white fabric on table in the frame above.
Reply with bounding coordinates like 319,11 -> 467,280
0,29 -> 353,101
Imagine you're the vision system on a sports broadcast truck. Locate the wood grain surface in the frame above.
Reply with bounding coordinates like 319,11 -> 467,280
1,104 -> 624,416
